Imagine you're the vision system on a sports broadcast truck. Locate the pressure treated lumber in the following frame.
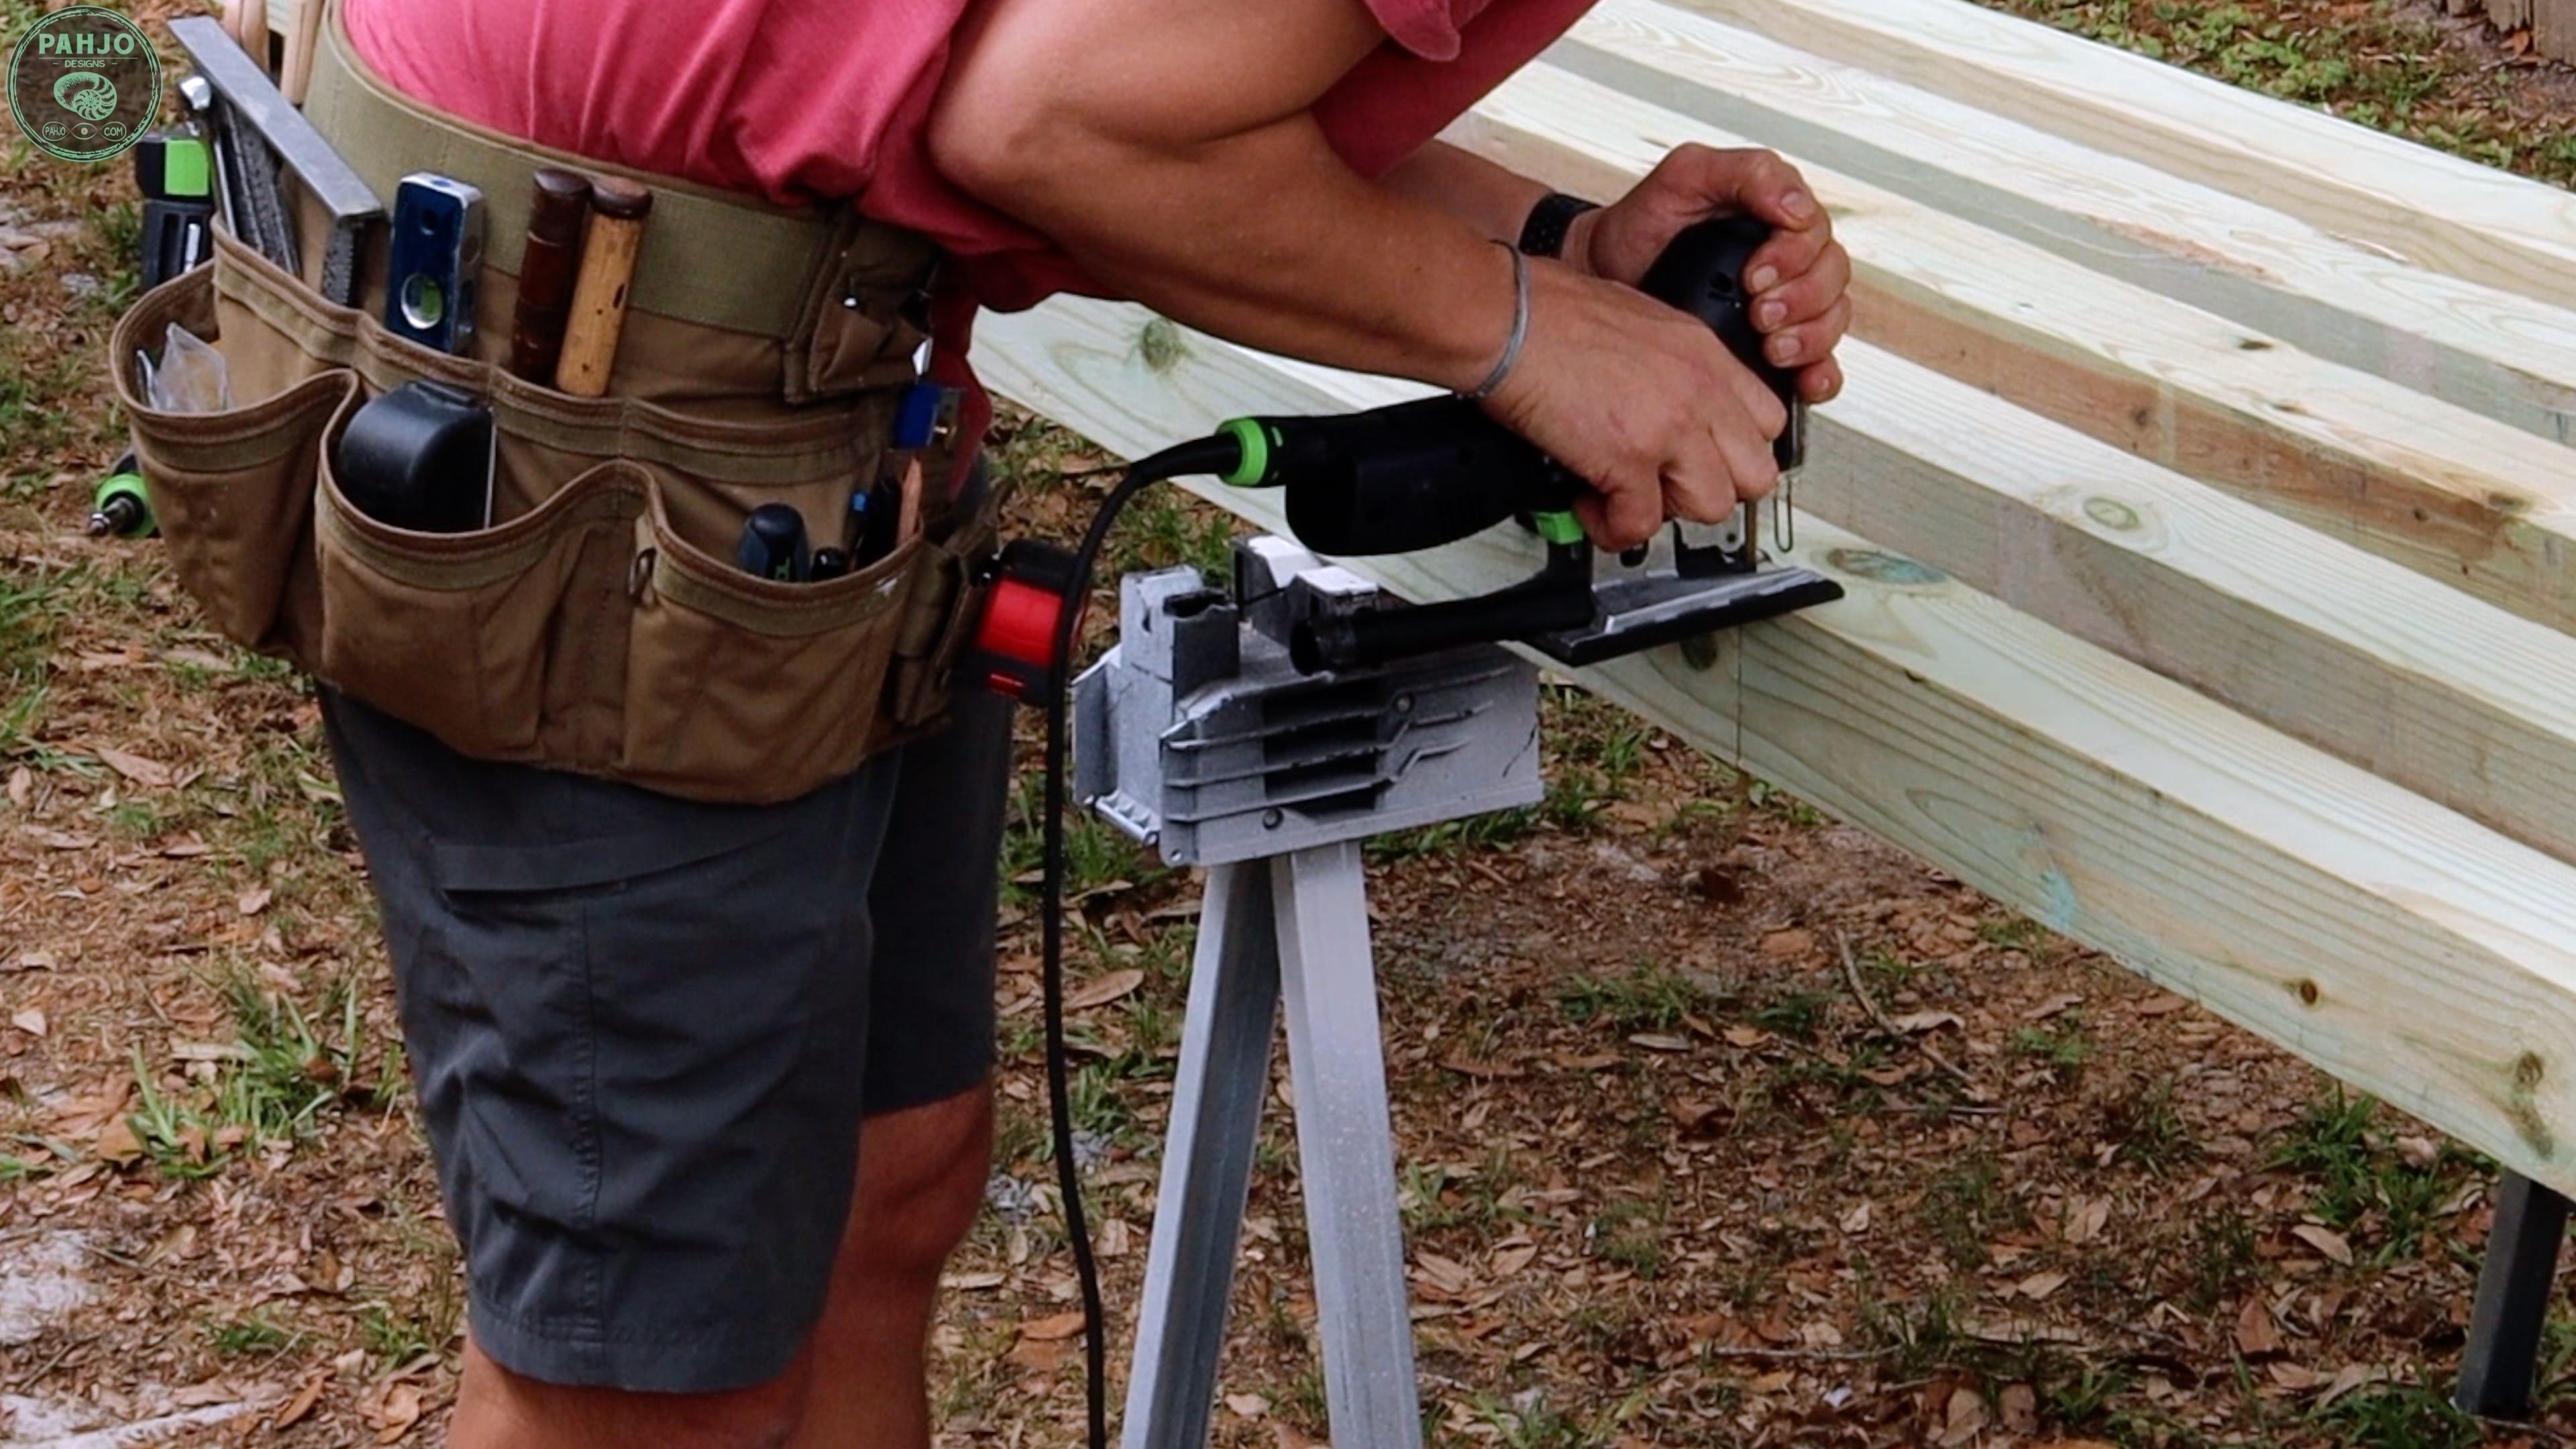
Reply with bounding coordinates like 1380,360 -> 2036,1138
1450,64 -> 2576,640
1805,340 -> 2576,870
2545,0 -> 2576,60
978,296 -> 2576,1199
1551,0 -> 2576,445
1668,0 -> 2576,309
995,295 -> 2576,869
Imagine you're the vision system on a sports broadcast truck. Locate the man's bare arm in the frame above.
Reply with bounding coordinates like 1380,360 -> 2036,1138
930,0 -> 1841,547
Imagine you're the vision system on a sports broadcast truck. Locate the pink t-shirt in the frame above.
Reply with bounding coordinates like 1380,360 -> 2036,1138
345,0 -> 1593,313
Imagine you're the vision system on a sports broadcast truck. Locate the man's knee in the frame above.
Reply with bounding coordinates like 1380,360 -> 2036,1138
457,1337 -> 814,1449
846,1085 -> 995,1279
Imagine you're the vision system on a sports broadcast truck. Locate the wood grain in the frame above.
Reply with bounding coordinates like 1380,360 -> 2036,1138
1450,64 -> 2576,639
2538,0 -> 2575,58
1667,0 -> 2576,309
979,296 -> 2576,1198
1813,341 -> 2576,862
1553,0 -> 2576,445
1000,292 -> 2576,865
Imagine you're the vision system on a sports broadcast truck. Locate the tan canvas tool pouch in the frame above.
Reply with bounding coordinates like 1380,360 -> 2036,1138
108,0 -> 1005,804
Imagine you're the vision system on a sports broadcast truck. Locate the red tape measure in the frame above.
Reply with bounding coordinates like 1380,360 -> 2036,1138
967,540 -> 1083,701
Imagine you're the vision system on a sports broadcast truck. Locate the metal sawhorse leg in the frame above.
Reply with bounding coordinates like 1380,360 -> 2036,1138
1120,845 -> 1424,1449
2457,1169 -> 2571,1417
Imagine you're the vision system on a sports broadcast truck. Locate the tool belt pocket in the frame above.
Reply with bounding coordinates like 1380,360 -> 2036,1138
883,475 -> 1011,737
625,480 -> 924,800
313,443 -> 648,768
118,231 -> 973,804
109,237 -> 352,660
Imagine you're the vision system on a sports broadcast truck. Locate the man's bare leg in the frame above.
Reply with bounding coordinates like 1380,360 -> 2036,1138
447,1337 -> 815,1449
792,1083 -> 998,1449
441,1086 -> 989,1448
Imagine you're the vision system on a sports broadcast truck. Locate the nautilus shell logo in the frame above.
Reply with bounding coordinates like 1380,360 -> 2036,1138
56,71 -> 118,121
9,6 -> 160,164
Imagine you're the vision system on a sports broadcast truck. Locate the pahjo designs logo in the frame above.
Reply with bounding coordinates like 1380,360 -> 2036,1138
8,6 -> 162,163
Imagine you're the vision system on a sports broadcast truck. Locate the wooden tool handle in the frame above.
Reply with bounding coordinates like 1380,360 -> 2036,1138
280,0 -> 324,105
551,178 -> 651,399
233,0 -> 270,74
509,168 -> 591,382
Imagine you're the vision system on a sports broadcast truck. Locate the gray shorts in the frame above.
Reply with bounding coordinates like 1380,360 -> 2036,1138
323,684 -> 1012,1393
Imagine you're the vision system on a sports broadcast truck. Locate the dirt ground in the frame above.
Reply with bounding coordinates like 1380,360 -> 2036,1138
4,3 -> 2576,1447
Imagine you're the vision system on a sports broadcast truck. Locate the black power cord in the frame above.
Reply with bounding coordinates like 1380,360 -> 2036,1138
1036,435 -> 1241,1449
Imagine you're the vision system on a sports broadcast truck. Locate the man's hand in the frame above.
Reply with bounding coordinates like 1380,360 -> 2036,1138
1570,145 -> 1851,405
1482,257 -> 1788,550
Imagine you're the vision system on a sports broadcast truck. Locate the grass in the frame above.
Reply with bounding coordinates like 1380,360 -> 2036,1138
1918,1153 -> 2029,1269
213,730 -> 346,879
996,772 -> 1163,910
125,969 -> 370,1178
1401,1146 -> 1534,1236
1067,1057 -> 1147,1152
1106,487 -> 1236,583
1746,779 -> 1823,827
1371,806 -> 1542,861
357,1294 -> 453,1370
2313,1377 -> 2481,1449
1865,1287 -> 1972,1379
2008,1022 -> 2095,1070
1468,1387 -> 1651,1449
2186,1201 -> 2262,1311
0,569 -> 61,755
207,1311 -> 299,1357
1750,988 -> 1833,1042
1978,916 -> 2053,953
1988,0 -> 2576,187
2096,1072 -> 2199,1173
2267,1088 -> 2461,1263
1585,1194 -> 1668,1279
1558,961 -> 1707,1034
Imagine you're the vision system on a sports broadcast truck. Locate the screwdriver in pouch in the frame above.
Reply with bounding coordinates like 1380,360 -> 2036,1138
737,504 -> 812,582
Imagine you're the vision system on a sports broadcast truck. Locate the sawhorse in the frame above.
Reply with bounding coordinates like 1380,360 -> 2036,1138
1075,538 -> 1546,1448
2457,1170 -> 2571,1417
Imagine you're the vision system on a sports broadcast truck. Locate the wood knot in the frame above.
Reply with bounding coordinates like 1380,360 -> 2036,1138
2293,979 -> 2320,1006
1136,319 -> 1187,374
2517,1052 -> 2546,1089
1827,549 -> 1945,586
2084,498 -> 2142,531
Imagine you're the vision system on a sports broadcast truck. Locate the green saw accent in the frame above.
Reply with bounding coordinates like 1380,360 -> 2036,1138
163,137 -> 211,199
1534,510 -> 1585,545
1216,417 -> 1270,486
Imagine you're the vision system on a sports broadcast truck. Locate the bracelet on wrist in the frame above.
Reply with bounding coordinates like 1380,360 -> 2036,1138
1466,240 -> 1529,402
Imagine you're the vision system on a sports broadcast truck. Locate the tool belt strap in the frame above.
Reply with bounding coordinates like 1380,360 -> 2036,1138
302,0 -> 881,340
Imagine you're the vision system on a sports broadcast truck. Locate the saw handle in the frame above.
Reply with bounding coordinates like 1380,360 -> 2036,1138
1636,213 -> 1803,473
1224,213 -> 1792,559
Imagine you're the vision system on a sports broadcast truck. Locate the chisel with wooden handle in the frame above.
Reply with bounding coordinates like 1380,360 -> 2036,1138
552,177 -> 651,398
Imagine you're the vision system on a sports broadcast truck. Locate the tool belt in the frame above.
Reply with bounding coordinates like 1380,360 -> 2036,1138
108,1 -> 1004,804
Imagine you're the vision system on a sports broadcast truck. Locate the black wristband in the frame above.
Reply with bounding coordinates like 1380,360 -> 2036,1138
1517,192 -> 1600,260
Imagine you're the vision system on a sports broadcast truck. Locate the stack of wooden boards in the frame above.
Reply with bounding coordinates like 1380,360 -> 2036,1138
977,0 -> 2576,1195
2451,0 -> 2575,64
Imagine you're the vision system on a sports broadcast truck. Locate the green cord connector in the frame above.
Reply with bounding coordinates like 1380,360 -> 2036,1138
1215,417 -> 1272,486
89,460 -> 155,539
1532,510 -> 1585,545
